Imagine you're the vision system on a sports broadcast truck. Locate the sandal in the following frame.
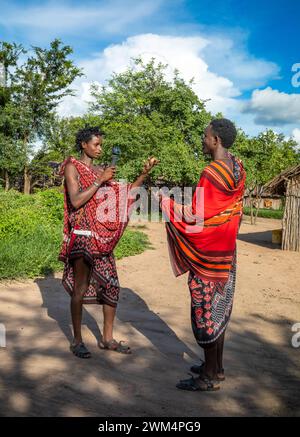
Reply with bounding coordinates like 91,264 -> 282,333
176,374 -> 220,392
190,360 -> 225,381
99,339 -> 132,354
70,342 -> 91,359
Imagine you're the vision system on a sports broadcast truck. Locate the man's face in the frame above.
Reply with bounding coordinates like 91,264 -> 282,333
202,125 -> 216,155
82,135 -> 103,159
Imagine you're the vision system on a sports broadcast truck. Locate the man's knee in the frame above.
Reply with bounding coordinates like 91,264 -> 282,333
73,284 -> 88,299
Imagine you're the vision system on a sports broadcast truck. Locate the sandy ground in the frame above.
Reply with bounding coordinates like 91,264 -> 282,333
0,217 -> 300,417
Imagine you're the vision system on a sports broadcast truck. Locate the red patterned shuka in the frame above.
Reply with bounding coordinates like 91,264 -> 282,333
58,156 -> 134,307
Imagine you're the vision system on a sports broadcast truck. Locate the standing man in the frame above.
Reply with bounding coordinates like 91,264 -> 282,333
59,126 -> 158,358
160,119 -> 246,391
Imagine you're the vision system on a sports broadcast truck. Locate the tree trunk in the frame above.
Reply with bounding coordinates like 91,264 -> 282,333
24,165 -> 32,195
248,187 -> 255,225
23,135 -> 31,194
254,187 -> 262,225
4,170 -> 10,191
250,195 -> 254,224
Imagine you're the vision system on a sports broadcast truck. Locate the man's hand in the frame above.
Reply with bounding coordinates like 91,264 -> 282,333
131,157 -> 159,189
142,156 -> 159,175
96,166 -> 116,184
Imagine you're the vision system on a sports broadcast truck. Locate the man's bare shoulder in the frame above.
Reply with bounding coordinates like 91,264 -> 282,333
64,162 -> 79,177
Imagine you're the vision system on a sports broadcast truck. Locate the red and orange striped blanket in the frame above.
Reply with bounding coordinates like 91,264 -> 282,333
161,156 -> 246,283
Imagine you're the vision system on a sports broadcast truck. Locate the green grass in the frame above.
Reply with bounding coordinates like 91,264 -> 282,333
0,223 -> 63,279
0,189 -> 151,280
115,229 -> 152,260
243,207 -> 284,220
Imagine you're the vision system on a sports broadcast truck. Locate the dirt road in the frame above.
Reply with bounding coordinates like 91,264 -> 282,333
0,217 -> 299,416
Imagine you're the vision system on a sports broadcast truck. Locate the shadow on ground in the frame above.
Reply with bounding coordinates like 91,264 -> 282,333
238,230 -> 280,249
0,277 -> 299,417
35,273 -> 102,344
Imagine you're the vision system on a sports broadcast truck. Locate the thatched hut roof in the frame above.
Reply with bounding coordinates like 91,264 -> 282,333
263,164 -> 300,196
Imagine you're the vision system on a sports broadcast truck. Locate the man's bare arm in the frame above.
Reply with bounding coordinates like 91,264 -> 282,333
131,157 -> 159,189
64,163 -> 115,209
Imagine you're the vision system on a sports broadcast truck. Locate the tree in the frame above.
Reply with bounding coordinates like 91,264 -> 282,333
45,114 -> 102,160
89,58 -> 212,186
232,129 -> 299,224
0,42 -> 26,191
0,39 -> 82,193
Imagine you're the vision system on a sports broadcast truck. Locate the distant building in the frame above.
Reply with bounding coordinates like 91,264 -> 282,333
264,164 -> 300,251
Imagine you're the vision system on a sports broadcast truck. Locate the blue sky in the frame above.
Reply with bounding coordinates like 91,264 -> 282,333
1,0 -> 300,143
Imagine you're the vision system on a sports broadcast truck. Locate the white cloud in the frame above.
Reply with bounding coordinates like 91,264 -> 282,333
56,33 -> 299,140
243,87 -> 300,125
0,0 -> 163,36
57,81 -> 94,117
58,33 -> 244,117
292,128 -> 300,147
201,33 -> 280,90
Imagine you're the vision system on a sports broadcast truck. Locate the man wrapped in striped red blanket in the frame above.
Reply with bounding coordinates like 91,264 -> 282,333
161,118 -> 246,391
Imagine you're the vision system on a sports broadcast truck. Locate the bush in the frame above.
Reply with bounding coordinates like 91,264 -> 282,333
0,189 -> 150,279
0,223 -> 63,279
0,188 -> 64,239
35,188 -> 64,223
243,207 -> 284,220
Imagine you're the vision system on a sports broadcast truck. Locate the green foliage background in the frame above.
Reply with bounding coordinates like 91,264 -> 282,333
1,42 -> 300,280
0,188 -> 150,279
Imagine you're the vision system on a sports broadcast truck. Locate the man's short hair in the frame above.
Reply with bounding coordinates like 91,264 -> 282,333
210,118 -> 237,149
75,126 -> 104,152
